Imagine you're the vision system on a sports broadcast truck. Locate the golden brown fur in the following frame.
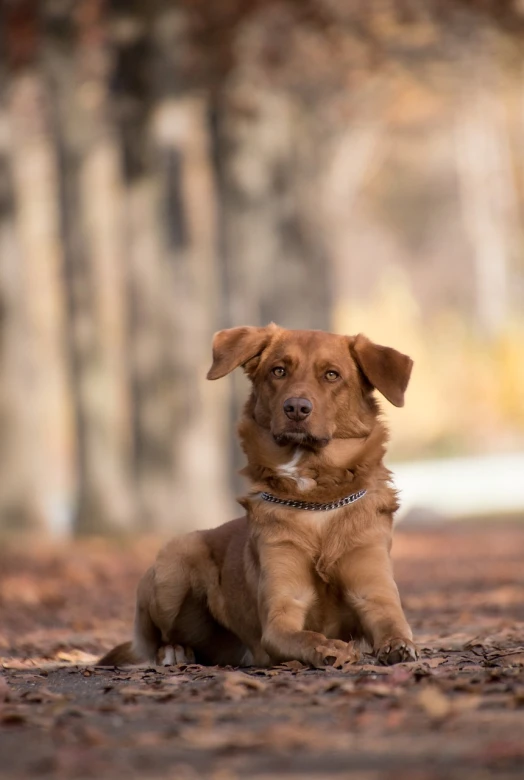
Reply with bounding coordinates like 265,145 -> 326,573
98,325 -> 418,669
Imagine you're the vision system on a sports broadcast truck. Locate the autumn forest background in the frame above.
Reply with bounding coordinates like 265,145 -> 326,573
1,0 -> 524,536
2,4 -> 524,777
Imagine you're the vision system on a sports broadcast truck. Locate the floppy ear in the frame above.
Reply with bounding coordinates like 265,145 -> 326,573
207,325 -> 276,380
351,334 -> 413,407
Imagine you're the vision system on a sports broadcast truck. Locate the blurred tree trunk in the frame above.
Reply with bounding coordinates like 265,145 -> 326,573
5,0 -> 523,536
75,0 -> 136,531
0,24 -> 23,530
153,5 -> 232,527
43,1 -> 135,533
322,104 -> 386,318
155,96 -> 232,528
111,3 -> 231,530
0,80 -> 19,529
4,2 -> 76,532
213,85 -> 332,331
110,4 -> 176,530
455,62 -> 516,337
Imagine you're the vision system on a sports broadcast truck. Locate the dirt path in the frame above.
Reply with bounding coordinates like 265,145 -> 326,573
1,522 -> 524,779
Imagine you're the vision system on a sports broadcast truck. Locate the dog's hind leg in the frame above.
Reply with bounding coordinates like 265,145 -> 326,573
131,566 -> 164,663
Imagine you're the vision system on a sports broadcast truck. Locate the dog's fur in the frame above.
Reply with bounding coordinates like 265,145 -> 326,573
98,325 -> 418,669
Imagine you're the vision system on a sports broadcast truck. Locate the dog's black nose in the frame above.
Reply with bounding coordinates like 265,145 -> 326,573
283,397 -> 313,422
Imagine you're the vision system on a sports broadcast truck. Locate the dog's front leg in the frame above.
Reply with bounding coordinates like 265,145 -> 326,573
258,544 -> 355,668
338,544 -> 419,665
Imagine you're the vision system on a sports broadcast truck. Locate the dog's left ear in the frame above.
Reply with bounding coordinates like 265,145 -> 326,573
207,324 -> 277,380
350,334 -> 413,407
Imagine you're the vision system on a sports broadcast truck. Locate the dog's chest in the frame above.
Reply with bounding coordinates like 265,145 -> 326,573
275,451 -> 316,493
272,452 -> 343,533
298,508 -> 338,533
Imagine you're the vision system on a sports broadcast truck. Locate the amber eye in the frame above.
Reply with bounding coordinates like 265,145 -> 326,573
325,370 -> 340,382
271,366 -> 286,378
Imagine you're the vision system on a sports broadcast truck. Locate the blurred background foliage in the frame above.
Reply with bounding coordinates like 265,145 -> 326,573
0,0 -> 523,535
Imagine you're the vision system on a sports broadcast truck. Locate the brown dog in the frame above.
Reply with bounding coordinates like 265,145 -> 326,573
98,324 -> 418,668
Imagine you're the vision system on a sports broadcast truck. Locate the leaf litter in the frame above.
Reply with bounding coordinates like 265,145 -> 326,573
1,523 -> 524,778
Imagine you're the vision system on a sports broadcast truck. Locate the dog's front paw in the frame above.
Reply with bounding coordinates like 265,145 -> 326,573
376,637 -> 419,665
313,639 -> 360,669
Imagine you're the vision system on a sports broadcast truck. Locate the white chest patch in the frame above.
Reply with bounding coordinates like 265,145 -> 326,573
276,450 -> 315,492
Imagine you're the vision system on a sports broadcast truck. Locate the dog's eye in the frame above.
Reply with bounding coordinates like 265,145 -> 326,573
325,370 -> 340,382
271,366 -> 286,378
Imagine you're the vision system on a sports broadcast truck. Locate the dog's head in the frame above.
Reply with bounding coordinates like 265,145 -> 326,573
207,324 -> 412,449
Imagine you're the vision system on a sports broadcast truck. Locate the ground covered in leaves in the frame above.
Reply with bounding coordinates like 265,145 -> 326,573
1,521 -> 524,779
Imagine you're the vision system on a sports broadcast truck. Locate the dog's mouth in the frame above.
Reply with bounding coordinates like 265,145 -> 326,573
273,429 -> 330,449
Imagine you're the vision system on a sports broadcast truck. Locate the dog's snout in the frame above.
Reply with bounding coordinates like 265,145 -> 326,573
283,397 -> 313,422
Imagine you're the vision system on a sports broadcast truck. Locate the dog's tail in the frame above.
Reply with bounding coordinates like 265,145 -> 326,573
97,641 -> 142,667
97,567 -> 161,667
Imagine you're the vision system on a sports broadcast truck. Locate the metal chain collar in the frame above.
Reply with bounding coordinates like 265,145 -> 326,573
260,489 -> 366,512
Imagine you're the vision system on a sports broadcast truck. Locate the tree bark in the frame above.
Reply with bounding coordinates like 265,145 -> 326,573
7,71 -> 76,531
43,0 -> 136,533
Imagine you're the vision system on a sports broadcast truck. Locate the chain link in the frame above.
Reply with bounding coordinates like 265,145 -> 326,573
260,489 -> 366,512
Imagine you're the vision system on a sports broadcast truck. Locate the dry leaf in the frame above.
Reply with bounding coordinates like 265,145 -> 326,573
418,686 -> 451,719
55,650 -> 98,664
323,679 -> 356,694
364,683 -> 401,698
21,687 -> 67,704
76,724 -> 109,747
222,672 -> 266,700
279,660 -> 306,671
118,686 -> 175,702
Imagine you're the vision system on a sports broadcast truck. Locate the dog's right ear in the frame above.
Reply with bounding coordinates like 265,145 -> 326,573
207,325 -> 276,380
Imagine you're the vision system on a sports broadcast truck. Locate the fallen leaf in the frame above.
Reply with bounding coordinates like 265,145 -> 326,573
222,671 -> 266,700
279,660 -> 306,671
425,657 -> 447,668
118,686 -> 176,702
21,687 -> 67,704
76,724 -> 109,747
55,650 -> 98,664
322,679 -> 356,694
363,682 -> 401,698
418,686 -> 451,719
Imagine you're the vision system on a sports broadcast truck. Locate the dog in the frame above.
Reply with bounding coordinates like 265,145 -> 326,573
98,324 -> 418,668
